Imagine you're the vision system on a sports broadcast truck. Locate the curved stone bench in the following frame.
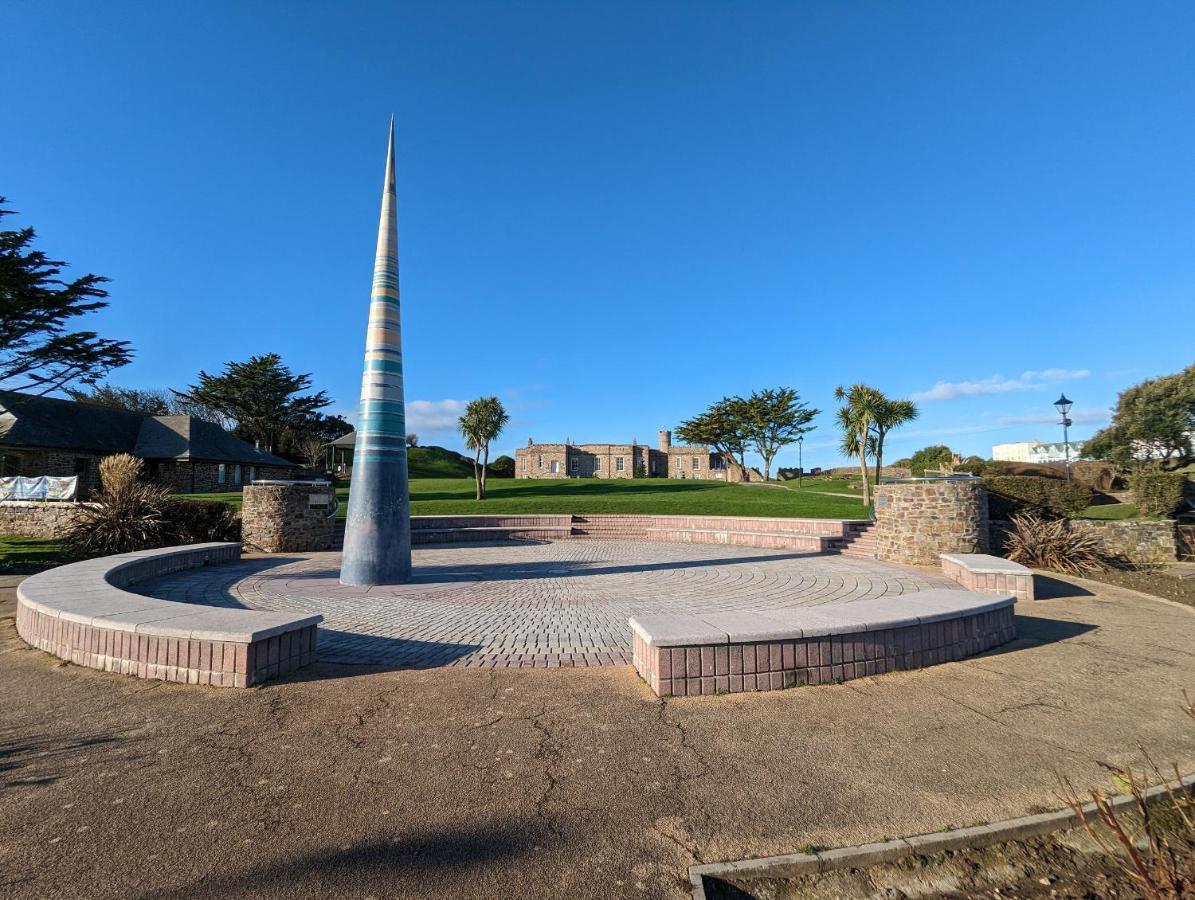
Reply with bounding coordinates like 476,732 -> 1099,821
15,543 -> 322,688
941,553 -> 1035,602
630,589 -> 1016,697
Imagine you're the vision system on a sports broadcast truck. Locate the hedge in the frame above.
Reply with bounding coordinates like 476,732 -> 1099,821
983,475 -> 1094,519
1132,472 -> 1188,518
164,499 -> 241,544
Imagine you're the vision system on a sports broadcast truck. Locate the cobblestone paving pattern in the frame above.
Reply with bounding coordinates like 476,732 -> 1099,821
132,540 -> 956,669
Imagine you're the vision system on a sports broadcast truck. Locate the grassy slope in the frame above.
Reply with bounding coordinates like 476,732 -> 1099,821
407,445 -> 475,479
182,478 -> 869,519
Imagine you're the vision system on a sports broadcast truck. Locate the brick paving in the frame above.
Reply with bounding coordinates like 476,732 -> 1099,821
132,540 -> 956,669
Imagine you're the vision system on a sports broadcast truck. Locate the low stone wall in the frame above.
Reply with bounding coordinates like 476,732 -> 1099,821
0,500 -> 87,538
242,482 -> 336,553
989,519 -> 1179,565
874,480 -> 989,566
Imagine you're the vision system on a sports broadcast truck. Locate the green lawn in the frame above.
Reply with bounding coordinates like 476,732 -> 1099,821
181,478 -> 869,519
0,535 -> 68,573
1075,502 -> 1141,520
778,477 -> 865,495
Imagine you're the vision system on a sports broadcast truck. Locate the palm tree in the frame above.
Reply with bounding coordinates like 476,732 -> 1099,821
871,398 -> 919,486
459,396 -> 510,500
834,384 -> 884,507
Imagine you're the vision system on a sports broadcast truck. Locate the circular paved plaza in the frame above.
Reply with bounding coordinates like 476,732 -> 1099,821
134,540 -> 957,669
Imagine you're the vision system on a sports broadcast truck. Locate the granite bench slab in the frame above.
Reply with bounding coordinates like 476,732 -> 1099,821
941,553 -> 1035,602
630,589 -> 1017,697
15,542 -> 322,687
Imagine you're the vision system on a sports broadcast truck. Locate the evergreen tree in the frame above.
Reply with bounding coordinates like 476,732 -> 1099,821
0,197 -> 131,394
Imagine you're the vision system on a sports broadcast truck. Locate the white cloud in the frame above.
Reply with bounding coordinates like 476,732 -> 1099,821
406,399 -> 467,433
911,368 -> 1089,402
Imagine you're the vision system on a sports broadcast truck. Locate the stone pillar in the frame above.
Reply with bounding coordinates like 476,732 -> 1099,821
874,479 -> 989,566
242,482 -> 336,553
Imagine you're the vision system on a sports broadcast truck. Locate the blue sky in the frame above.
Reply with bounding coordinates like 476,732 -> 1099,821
4,2 -> 1193,470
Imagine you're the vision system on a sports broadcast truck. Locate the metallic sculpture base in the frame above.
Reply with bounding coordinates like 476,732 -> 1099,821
339,457 -> 412,586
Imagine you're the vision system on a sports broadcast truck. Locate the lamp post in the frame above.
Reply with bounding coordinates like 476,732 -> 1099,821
1054,393 -> 1073,481
797,435 -> 804,487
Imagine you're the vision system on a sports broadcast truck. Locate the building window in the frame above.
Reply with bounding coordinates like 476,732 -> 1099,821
616,457 -> 624,471
249,466 -> 257,482
550,460 -> 559,473
570,458 -> 578,472
217,463 -> 226,485
692,457 -> 700,469
232,464 -> 242,483
537,454 -> 543,469
521,456 -> 527,472
595,457 -> 601,471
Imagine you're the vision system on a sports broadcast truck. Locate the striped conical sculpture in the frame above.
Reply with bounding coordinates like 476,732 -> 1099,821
341,119 -> 412,586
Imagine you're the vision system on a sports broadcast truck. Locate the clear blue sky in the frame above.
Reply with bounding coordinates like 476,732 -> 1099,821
4,2 -> 1193,469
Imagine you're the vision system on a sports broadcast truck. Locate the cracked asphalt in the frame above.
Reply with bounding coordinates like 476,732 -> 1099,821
2,573 -> 1194,899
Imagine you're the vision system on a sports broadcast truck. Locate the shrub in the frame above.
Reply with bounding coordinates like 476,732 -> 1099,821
984,475 -> 1093,519
99,453 -> 142,493
1068,460 -> 1118,493
1004,513 -> 1105,574
164,499 -> 240,543
909,445 -> 954,476
1132,472 -> 1189,518
982,460 -> 1067,479
64,484 -> 173,557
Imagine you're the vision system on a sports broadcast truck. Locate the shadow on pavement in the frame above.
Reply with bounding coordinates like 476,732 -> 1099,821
1032,575 -> 1097,600
136,819 -> 549,899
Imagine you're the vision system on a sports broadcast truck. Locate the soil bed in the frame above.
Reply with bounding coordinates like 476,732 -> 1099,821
707,811 -> 1194,899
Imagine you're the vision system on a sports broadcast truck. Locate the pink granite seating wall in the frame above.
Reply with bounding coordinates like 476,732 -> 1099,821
15,543 -> 320,688
633,606 -> 1016,698
15,604 -> 316,687
941,557 -> 1035,602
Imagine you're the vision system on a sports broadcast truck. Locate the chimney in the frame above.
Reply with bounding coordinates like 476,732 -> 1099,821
658,430 -> 671,452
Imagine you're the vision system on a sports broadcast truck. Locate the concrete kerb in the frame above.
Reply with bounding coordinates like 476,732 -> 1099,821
688,772 -> 1195,899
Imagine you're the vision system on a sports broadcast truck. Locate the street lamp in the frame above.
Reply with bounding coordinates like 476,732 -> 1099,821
1054,394 -> 1073,480
797,435 -> 804,487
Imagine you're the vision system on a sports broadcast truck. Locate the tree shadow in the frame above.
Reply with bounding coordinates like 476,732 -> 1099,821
135,818 -> 549,899
0,728 -> 133,788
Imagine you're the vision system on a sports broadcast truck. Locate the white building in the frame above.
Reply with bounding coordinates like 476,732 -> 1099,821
991,440 -> 1087,464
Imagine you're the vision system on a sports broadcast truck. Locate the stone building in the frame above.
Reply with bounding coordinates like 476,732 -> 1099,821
514,430 -> 761,482
0,391 -> 294,495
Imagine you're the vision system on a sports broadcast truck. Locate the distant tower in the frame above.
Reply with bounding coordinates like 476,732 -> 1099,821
341,119 -> 412,586
658,430 -> 672,452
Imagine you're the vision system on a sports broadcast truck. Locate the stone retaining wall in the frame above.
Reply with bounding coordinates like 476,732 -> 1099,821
874,480 -> 989,566
989,518 -> 1179,565
242,482 -> 335,553
0,500 -> 88,538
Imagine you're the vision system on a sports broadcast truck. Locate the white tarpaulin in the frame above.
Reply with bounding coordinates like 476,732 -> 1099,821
0,475 -> 79,501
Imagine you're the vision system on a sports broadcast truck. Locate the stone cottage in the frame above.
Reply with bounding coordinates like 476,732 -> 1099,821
514,430 -> 761,482
0,391 -> 294,495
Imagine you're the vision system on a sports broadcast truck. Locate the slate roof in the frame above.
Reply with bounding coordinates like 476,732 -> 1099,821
0,391 -> 145,455
0,391 -> 291,467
